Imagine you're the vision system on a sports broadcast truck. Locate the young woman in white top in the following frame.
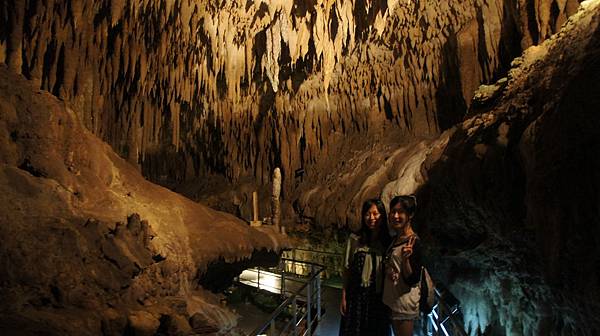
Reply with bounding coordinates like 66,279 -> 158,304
382,195 -> 423,336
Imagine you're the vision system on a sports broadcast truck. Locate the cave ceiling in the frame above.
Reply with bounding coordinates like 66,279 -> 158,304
0,0 -> 582,186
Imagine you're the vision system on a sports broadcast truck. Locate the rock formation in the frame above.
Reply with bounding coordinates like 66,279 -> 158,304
293,2 -> 600,334
0,0 -> 582,188
0,65 -> 287,335
1,0 -> 599,335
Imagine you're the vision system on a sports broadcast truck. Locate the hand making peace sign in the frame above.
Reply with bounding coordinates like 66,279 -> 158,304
401,235 -> 417,259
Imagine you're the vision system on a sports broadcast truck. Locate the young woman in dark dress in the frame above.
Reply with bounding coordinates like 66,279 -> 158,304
339,199 -> 392,336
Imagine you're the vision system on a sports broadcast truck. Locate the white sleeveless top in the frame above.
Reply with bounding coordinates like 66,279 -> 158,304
382,239 -> 421,319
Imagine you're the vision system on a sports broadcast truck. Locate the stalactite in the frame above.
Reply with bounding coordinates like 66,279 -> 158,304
0,0 -> 584,188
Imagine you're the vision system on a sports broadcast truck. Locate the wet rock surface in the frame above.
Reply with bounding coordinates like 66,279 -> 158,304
0,65 -> 289,335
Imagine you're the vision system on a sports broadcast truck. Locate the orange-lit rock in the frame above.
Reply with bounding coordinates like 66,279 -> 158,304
0,65 -> 288,334
0,0 -> 582,186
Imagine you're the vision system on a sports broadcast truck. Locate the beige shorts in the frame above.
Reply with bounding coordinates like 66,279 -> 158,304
390,310 -> 419,321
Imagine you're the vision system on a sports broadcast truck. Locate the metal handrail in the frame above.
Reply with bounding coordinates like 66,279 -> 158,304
425,286 -> 467,336
290,247 -> 343,256
244,254 -> 467,336
283,248 -> 344,282
248,258 -> 325,336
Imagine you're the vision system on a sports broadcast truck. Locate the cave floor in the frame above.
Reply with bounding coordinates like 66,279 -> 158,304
314,286 -> 342,335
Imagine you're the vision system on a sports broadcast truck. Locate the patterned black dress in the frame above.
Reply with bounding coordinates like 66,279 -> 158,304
339,249 -> 391,336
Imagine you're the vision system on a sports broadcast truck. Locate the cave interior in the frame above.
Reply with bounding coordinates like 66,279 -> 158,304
0,0 -> 599,335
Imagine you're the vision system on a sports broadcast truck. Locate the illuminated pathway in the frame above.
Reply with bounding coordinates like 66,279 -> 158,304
238,268 -> 342,335
239,267 -> 466,335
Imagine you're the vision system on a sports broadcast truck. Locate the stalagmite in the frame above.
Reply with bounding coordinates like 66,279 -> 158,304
271,167 -> 282,231
250,191 -> 262,227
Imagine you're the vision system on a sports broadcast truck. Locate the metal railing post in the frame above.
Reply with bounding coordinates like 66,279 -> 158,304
306,272 -> 313,335
281,270 -> 286,296
307,265 -> 313,335
292,296 -> 298,336
435,303 -> 441,335
316,266 -> 321,322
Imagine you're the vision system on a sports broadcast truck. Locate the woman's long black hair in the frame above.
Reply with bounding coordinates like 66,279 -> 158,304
358,198 -> 392,248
